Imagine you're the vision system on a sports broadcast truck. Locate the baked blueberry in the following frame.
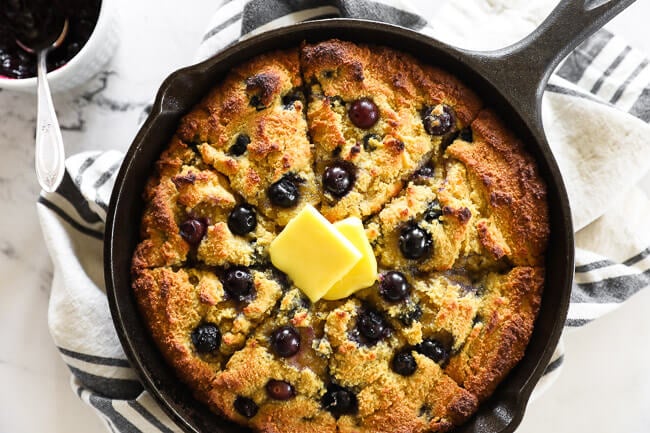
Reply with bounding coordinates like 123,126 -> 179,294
282,91 -> 303,110
392,350 -> 417,376
249,95 -> 265,110
414,163 -> 434,178
416,338 -> 450,364
191,323 -> 221,353
348,98 -> 379,129
357,310 -> 389,343
179,218 -> 207,246
222,267 -> 254,302
227,204 -> 257,235
423,200 -> 442,222
266,380 -> 295,400
234,396 -> 258,418
268,175 -> 300,208
362,133 -> 381,152
322,384 -> 358,417
329,95 -> 345,108
229,134 -> 250,156
422,104 -> 455,136
270,326 -> 301,358
399,303 -> 423,326
379,271 -> 410,302
399,224 -> 432,259
323,161 -> 355,198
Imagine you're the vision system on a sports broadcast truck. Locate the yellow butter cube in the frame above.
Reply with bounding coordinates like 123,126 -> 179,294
322,218 -> 378,300
269,205 -> 362,303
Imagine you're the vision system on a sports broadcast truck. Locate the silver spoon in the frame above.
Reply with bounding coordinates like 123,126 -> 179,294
16,18 -> 69,193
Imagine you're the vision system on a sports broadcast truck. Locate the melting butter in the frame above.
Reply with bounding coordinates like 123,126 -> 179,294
269,205 -> 362,303
322,217 -> 377,300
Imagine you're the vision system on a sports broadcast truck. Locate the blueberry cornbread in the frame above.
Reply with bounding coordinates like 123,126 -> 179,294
131,39 -> 549,433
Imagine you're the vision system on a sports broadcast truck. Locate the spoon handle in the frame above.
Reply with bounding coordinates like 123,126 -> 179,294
35,49 -> 65,192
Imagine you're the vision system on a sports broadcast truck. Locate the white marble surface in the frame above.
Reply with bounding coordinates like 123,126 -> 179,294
0,1 -> 649,432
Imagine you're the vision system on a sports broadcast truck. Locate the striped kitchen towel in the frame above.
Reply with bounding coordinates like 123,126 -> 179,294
37,0 -> 650,432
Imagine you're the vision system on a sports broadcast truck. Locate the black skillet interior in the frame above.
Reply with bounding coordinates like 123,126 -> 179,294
106,2 -> 633,431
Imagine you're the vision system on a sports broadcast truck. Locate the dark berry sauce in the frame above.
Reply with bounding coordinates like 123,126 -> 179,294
0,0 -> 101,79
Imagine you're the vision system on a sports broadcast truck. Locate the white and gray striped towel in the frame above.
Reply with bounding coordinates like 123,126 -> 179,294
37,0 -> 650,432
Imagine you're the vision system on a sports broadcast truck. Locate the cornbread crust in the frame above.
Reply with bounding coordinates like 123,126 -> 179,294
446,110 -> 549,266
131,40 -> 549,433
301,39 -> 482,221
444,266 -> 544,401
177,48 -> 319,226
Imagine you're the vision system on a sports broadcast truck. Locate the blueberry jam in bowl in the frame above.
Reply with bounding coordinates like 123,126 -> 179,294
0,0 -> 118,93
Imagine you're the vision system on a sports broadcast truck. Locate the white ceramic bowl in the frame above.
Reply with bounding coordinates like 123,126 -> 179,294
0,0 -> 119,93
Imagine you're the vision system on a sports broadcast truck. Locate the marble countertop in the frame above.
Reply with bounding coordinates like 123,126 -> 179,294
1,1 -> 649,432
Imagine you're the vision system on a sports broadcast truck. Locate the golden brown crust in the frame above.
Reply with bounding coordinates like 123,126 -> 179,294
131,268 -> 224,394
132,137 -> 197,271
446,110 -> 549,266
180,48 -> 318,226
445,267 -> 543,400
131,41 -> 549,433
301,39 -> 482,221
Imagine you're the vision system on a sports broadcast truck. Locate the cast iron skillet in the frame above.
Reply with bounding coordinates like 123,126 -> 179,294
106,1 -> 635,432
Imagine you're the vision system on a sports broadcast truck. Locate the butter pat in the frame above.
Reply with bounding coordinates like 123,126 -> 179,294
323,218 -> 378,300
269,205 -> 362,303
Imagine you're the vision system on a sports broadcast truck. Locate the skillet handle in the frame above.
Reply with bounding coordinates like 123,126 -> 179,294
465,0 -> 636,137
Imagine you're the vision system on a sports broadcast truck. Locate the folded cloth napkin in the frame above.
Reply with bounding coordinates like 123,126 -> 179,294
37,0 -> 650,431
